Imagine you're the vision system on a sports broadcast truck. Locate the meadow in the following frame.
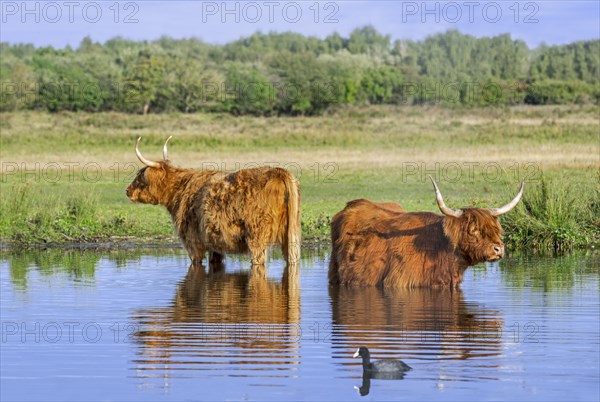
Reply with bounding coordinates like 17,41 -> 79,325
1,105 -> 598,252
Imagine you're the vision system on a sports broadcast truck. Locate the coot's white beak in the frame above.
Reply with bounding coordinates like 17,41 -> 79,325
353,348 -> 360,358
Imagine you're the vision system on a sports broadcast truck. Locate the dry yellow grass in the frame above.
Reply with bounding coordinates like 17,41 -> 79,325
2,105 -> 598,173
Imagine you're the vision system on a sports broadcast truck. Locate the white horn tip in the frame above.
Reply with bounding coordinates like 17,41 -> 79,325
163,136 -> 173,161
489,179 -> 526,216
428,175 -> 440,190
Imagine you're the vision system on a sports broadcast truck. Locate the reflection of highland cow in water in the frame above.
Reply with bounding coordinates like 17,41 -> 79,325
329,286 -> 503,361
172,263 -> 300,324
131,263 -> 300,375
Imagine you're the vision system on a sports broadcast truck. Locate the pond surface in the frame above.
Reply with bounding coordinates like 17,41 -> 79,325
1,248 -> 599,401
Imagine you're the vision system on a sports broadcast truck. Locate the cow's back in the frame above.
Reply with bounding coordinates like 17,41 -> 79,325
329,199 -> 405,286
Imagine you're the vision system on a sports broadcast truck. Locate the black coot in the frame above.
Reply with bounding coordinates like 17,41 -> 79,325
353,347 -> 412,374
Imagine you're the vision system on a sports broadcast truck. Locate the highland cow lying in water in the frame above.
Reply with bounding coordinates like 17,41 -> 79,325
329,177 -> 524,288
126,137 -> 301,267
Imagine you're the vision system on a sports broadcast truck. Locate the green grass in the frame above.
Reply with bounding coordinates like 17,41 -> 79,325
502,175 -> 600,253
1,105 -> 598,253
0,182 -> 172,243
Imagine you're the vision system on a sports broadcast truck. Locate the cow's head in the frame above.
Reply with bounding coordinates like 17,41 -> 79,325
126,136 -> 173,205
429,176 -> 524,264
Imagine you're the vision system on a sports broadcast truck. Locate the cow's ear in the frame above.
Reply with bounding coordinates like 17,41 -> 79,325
140,168 -> 149,185
468,224 -> 478,234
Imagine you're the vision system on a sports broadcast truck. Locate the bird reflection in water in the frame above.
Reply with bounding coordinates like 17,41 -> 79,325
354,369 -> 410,396
131,261 -> 300,384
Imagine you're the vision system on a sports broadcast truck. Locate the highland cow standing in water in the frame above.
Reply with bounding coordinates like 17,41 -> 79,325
126,137 -> 301,267
329,177 -> 524,288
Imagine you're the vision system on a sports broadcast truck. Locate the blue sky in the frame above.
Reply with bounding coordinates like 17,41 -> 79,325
1,1 -> 599,48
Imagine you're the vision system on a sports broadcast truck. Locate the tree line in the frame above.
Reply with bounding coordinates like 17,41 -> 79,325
1,27 -> 598,115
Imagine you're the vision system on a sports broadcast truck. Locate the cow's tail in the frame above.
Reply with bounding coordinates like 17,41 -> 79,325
284,172 -> 301,266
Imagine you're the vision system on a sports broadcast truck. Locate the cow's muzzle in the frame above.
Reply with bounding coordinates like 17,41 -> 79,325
492,244 -> 505,260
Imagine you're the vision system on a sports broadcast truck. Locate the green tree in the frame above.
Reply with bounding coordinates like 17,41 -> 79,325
123,52 -> 167,113
1,28 -> 598,113
222,63 -> 274,116
359,65 -> 404,104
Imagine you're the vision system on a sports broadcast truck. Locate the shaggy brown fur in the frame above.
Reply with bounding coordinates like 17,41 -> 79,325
329,200 -> 507,288
127,146 -> 301,267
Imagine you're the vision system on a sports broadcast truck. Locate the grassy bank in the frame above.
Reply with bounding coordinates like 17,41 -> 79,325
1,105 -> 598,253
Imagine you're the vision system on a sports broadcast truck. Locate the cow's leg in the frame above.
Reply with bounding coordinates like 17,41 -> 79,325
186,243 -> 206,266
208,262 -> 225,274
250,263 -> 267,280
207,251 -> 225,273
248,240 -> 267,267
281,240 -> 288,263
209,252 -> 224,264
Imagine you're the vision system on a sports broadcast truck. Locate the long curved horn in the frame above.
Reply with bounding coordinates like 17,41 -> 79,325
429,176 -> 463,218
162,136 -> 172,161
135,137 -> 160,168
488,180 -> 525,216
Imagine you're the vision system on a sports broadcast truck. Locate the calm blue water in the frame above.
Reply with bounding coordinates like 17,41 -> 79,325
1,248 -> 599,401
